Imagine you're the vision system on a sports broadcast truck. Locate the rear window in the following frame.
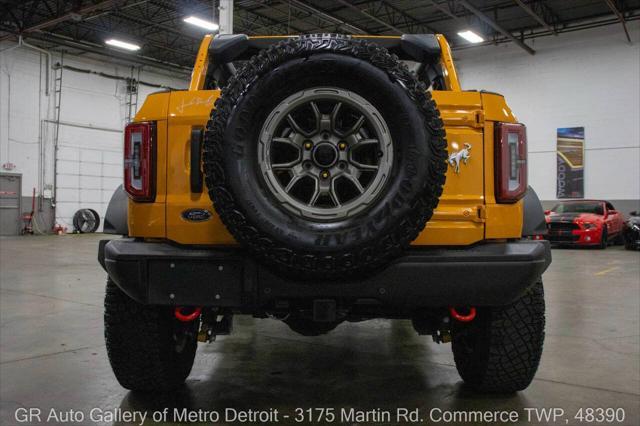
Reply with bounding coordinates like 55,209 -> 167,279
205,59 -> 438,91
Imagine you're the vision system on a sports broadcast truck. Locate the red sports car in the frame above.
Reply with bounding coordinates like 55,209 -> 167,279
544,200 -> 625,248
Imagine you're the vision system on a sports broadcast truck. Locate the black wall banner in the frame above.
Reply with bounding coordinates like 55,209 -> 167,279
557,127 -> 584,199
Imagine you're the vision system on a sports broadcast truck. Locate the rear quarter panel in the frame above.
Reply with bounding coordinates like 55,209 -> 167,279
127,92 -> 169,238
413,91 -> 485,245
164,90 -> 235,245
481,93 -> 523,239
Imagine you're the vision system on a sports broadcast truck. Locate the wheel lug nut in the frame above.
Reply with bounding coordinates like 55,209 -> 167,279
321,170 -> 330,179
304,141 -> 313,150
338,142 -> 347,150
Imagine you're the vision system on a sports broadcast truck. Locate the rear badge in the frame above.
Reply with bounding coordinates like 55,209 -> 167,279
448,143 -> 471,174
181,209 -> 212,222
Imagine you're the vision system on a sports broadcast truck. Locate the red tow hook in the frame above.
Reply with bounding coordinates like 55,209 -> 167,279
174,307 -> 202,322
449,306 -> 476,322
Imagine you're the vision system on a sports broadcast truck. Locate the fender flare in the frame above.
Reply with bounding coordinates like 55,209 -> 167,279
522,186 -> 547,237
103,185 -> 128,235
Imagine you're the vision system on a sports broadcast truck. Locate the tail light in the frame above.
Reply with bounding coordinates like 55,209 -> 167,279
124,122 -> 156,202
495,122 -> 527,203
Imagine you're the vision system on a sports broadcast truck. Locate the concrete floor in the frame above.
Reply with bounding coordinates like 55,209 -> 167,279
0,234 -> 638,426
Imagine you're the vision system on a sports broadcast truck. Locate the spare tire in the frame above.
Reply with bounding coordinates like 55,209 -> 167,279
204,34 -> 447,279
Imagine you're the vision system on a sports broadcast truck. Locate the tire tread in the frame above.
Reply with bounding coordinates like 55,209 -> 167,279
203,34 -> 447,278
104,280 -> 197,392
452,280 -> 545,393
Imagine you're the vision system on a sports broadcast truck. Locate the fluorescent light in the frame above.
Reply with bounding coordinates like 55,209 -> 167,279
457,30 -> 484,43
183,16 -> 219,31
105,39 -> 141,51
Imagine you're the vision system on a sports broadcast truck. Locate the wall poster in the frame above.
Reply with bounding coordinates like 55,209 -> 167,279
557,127 -> 584,199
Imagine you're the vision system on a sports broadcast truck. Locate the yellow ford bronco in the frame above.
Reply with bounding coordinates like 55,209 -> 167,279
98,34 -> 551,393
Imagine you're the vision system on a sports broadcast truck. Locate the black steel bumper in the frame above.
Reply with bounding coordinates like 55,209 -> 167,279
99,239 -> 551,309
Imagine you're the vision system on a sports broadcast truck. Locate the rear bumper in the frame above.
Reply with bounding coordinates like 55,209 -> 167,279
99,239 -> 551,310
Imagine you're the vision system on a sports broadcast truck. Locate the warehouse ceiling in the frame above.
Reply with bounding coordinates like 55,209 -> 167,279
1,0 -> 639,74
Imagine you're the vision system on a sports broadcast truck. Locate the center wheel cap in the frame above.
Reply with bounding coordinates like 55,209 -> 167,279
312,143 -> 338,168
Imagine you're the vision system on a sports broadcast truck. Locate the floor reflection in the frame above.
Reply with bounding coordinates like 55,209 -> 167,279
116,317 -> 526,425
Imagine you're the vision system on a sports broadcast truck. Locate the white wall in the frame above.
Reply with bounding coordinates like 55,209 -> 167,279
454,23 -> 640,204
2,25 -> 639,232
0,43 -> 188,231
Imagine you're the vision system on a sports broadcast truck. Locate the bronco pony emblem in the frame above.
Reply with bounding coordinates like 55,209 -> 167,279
448,143 -> 471,174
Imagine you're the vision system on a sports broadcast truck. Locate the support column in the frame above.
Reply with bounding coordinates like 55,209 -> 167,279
219,0 -> 233,35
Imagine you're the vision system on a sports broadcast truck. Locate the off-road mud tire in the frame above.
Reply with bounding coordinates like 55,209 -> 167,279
451,280 -> 545,393
203,34 -> 447,279
104,279 -> 198,392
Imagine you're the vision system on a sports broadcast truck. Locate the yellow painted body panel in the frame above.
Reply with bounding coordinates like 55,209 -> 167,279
128,35 -> 524,246
481,94 -> 523,239
128,119 -> 167,237
127,92 -> 170,238
165,90 -> 235,245
436,35 -> 461,92
188,35 -> 213,92
413,91 -> 485,246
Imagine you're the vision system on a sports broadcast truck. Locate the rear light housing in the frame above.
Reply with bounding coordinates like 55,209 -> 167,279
495,122 -> 527,203
124,122 -> 156,202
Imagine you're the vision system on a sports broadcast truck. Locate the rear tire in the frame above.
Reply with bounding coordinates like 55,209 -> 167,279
104,279 -> 198,392
451,280 -> 545,393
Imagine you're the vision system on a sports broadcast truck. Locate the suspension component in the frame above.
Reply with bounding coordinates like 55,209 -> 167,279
197,309 -> 234,343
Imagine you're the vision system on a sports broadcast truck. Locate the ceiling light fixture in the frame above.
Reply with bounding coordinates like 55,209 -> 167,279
457,30 -> 484,43
183,16 -> 219,31
105,39 -> 141,51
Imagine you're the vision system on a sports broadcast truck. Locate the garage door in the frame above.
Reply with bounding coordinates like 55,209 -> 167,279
54,123 -> 122,232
